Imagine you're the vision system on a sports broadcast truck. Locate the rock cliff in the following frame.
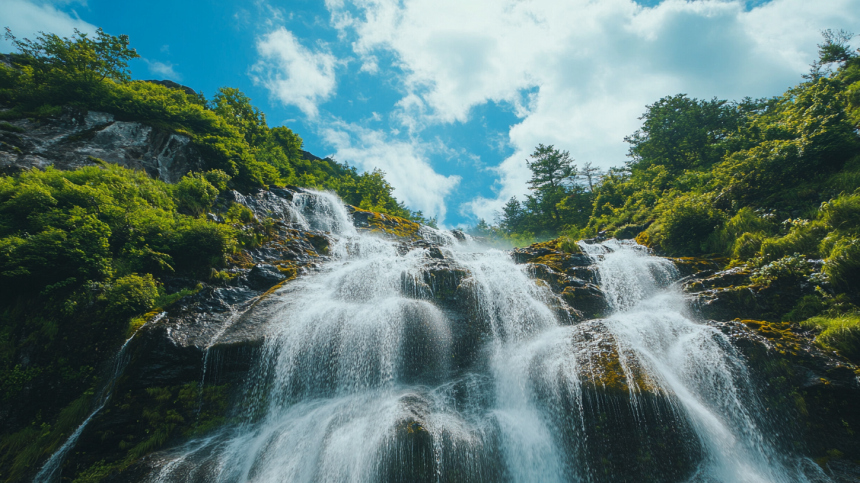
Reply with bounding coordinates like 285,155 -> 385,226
38,191 -> 858,482
0,107 -> 204,182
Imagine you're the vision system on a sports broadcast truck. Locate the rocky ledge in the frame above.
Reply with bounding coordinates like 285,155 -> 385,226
36,196 -> 860,481
0,107 -> 204,182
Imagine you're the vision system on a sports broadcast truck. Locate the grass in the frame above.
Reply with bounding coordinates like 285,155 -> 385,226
801,313 -> 860,361
0,121 -> 25,133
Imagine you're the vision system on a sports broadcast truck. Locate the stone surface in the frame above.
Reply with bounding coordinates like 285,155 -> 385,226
0,108 -> 204,182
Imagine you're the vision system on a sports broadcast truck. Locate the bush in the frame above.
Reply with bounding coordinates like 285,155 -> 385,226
656,197 -> 725,255
802,313 -> 860,362
732,231 -> 767,260
103,274 -> 158,318
819,190 -> 860,230
173,171 -> 221,216
823,238 -> 860,290
750,253 -> 815,287
759,221 -> 825,262
170,218 -> 236,272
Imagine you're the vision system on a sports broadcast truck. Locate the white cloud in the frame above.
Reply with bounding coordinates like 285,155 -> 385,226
327,0 -> 860,221
319,120 -> 461,223
144,59 -> 181,80
1,0 -> 95,52
359,55 -> 378,73
251,27 -> 338,117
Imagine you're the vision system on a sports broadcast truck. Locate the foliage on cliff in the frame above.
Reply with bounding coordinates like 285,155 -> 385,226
473,30 -> 860,355
0,28 -> 426,222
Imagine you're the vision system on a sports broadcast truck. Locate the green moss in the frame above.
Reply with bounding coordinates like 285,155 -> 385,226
72,382 -> 231,482
739,320 -> 804,356
0,390 -> 95,482
0,121 -> 24,133
356,208 -> 421,239
581,342 -> 655,395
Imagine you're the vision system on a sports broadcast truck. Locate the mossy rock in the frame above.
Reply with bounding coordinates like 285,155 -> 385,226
351,208 -> 421,240
560,285 -> 607,320
668,257 -> 725,278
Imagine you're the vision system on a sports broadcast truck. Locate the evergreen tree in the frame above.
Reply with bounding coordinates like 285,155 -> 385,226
526,144 -> 576,229
526,144 -> 576,191
499,196 -> 526,233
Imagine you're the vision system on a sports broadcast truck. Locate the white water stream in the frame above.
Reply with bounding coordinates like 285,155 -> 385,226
34,313 -> 166,483
43,191 -> 825,482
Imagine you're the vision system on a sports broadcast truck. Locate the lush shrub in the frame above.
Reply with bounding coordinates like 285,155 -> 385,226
750,253 -> 816,287
802,313 -> 860,361
712,207 -> 778,256
169,218 -> 237,272
173,171 -> 221,216
0,165 -> 237,297
656,197 -> 725,255
103,274 -> 158,318
731,231 -> 767,260
819,190 -> 860,230
224,203 -> 255,223
823,238 -> 860,290
759,220 -> 825,262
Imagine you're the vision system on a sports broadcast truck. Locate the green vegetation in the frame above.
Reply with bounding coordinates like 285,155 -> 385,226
472,30 -> 860,359
0,26 -> 441,480
0,165 -> 246,480
0,27 -> 427,220
802,313 -> 860,361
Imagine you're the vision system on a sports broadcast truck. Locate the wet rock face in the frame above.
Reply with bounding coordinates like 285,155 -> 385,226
0,108 -> 204,182
677,259 -> 860,476
511,244 -> 607,319
681,263 -> 818,321
246,264 -> 287,290
715,319 -> 860,477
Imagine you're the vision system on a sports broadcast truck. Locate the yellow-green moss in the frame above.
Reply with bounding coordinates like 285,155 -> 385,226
355,208 -> 421,239
739,319 -> 803,356
582,343 -> 655,395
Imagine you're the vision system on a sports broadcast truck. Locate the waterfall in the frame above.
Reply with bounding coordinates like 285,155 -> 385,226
578,239 -> 825,483
145,193 -> 823,482
34,313 -> 166,483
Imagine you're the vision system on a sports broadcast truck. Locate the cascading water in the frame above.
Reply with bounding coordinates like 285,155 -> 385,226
146,192 -> 825,483
35,312 -> 166,483
578,239 -> 827,482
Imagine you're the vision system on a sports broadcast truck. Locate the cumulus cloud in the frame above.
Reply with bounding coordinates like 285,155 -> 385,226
251,27 -> 338,117
144,59 -> 181,80
326,0 -> 860,221
1,0 -> 95,52
319,121 -> 461,223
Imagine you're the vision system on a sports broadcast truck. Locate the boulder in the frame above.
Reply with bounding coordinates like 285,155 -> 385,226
246,264 -> 287,291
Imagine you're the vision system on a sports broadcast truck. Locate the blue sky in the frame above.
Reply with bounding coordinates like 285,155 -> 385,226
4,0 -> 859,226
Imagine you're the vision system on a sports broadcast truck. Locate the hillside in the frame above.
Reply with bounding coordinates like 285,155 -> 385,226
476,31 -> 860,364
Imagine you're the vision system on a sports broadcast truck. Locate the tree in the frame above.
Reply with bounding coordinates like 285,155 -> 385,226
499,196 -> 526,233
625,95 -> 744,174
526,144 -> 576,229
806,29 -> 857,79
470,219 -> 492,237
4,27 -> 139,85
577,161 -> 603,192
210,87 -> 268,145
526,144 -> 576,191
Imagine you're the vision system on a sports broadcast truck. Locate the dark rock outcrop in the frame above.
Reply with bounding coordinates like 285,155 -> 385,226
511,242 -> 607,319
0,108 -> 204,182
